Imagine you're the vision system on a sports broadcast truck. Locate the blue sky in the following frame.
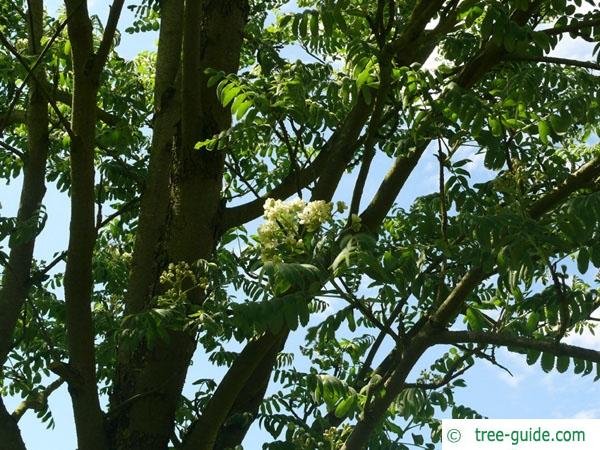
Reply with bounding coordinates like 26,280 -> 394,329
1,1 -> 599,449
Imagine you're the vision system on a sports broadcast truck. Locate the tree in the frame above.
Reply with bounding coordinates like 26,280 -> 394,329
0,0 -> 599,449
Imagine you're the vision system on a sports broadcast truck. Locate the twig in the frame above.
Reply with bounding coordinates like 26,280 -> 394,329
507,55 -> 600,71
12,378 -> 64,422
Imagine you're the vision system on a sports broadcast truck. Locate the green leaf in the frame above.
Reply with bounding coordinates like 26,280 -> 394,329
577,248 -> 590,274
541,352 -> 554,373
538,120 -> 550,144
222,85 -> 242,107
412,434 -> 424,446
549,114 -> 570,134
235,100 -> 253,120
334,395 -> 355,418
489,117 -> 502,137
525,311 -> 540,333
556,356 -> 569,374
465,308 -> 485,331
526,349 -> 541,366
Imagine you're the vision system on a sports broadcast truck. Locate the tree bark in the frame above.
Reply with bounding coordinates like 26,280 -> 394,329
0,397 -> 27,450
62,1 -> 125,448
0,0 -> 49,367
111,2 -> 249,449
0,2 -> 48,447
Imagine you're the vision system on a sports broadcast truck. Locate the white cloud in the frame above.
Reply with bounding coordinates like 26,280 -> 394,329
573,408 -> 600,419
551,37 -> 595,61
565,329 -> 600,351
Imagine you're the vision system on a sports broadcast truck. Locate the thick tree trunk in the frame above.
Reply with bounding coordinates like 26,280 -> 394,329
111,2 -> 248,449
0,398 -> 27,450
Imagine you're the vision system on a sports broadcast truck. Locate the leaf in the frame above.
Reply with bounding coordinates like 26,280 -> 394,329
222,85 -> 242,107
573,358 -> 585,375
489,117 -> 502,137
556,356 -> 569,374
465,307 -> 485,331
577,248 -> 590,274
334,395 -> 355,418
412,434 -> 424,446
356,67 -> 371,91
538,120 -> 550,144
526,349 -> 541,366
235,100 -> 253,120
541,352 -> 554,373
525,311 -> 540,333
282,300 -> 299,331
549,114 -> 570,134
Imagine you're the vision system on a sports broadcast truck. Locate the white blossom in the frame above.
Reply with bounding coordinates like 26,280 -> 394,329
257,198 -> 334,262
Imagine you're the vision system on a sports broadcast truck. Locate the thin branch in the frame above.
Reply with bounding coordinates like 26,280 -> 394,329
528,156 -> 600,219
96,198 -> 141,230
54,88 -> 120,126
548,262 -> 569,342
436,330 -> 600,364
93,0 -> 126,75
0,139 -> 25,159
507,55 -> 600,71
540,17 -> 600,36
332,278 -> 401,343
349,59 -> 393,218
404,350 -> 474,390
12,378 -> 64,422
430,154 -> 600,329
221,100 -> 371,230
465,345 -> 513,377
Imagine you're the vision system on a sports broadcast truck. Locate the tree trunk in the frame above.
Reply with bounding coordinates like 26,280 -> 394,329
0,398 -> 27,450
0,2 -> 48,447
62,0 -> 124,448
0,0 -> 48,367
111,2 -> 249,449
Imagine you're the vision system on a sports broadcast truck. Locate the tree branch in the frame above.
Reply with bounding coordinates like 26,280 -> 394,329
0,110 -> 27,129
181,331 -> 287,450
54,89 -> 120,126
430,154 -> 600,328
529,156 -> 600,219
507,55 -> 600,71
220,98 -> 372,230
436,330 -> 600,364
0,140 -> 25,159
404,350 -> 474,390
540,17 -> 600,36
0,3 -> 76,135
12,378 -> 64,422
0,29 -> 75,140
93,0 -> 126,76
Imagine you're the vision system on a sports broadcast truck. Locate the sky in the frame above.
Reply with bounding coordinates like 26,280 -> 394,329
1,1 -> 599,449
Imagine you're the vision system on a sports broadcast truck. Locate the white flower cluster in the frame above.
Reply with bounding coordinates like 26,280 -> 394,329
159,261 -> 196,287
257,198 -> 336,262
298,200 -> 334,232
158,261 -> 211,305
